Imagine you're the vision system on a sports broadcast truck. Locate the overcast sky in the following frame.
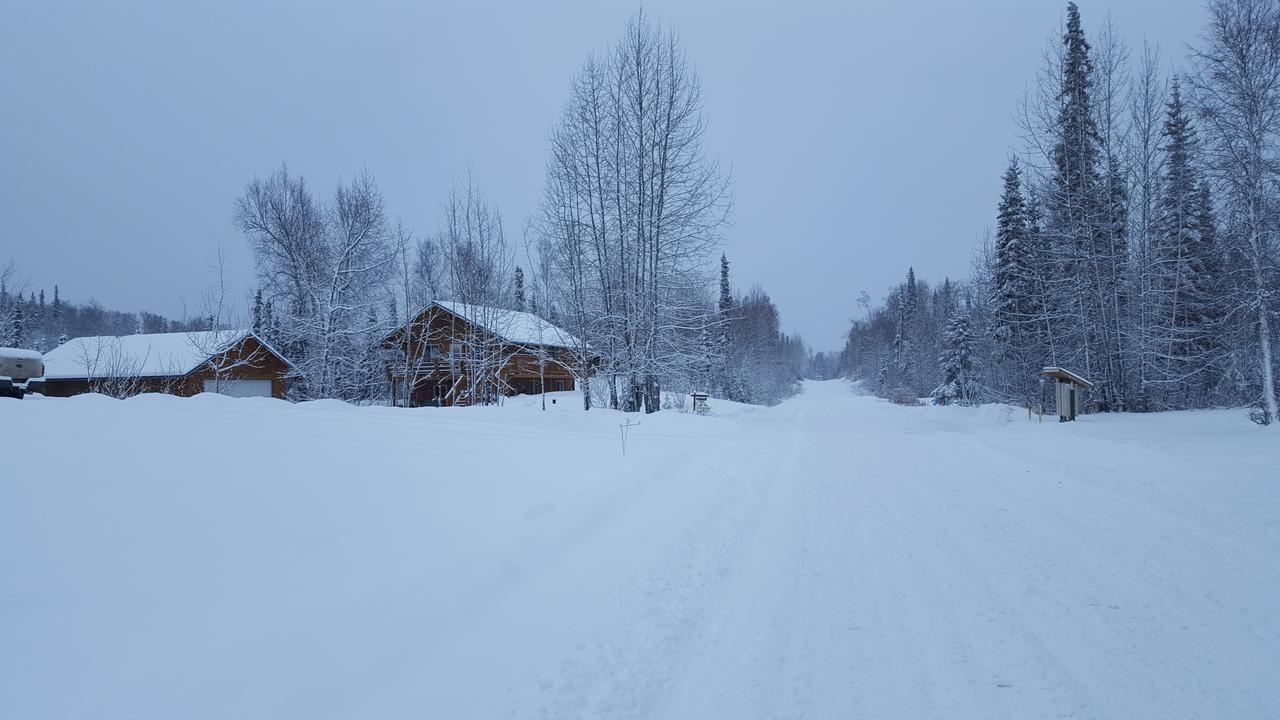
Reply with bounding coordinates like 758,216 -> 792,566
2,1 -> 1205,350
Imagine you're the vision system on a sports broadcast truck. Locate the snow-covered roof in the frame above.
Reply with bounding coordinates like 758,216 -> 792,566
43,330 -> 284,380
0,347 -> 44,362
430,301 -> 587,350
1042,366 -> 1095,389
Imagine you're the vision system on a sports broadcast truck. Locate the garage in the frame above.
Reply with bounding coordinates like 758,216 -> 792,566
42,330 -> 292,400
203,378 -> 273,398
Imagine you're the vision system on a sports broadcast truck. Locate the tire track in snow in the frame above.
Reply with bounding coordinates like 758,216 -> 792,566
527,418 -> 789,719
655,399 -> 818,719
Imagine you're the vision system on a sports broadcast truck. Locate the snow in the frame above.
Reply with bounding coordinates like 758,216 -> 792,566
42,330 -> 248,379
2,380 -> 1277,718
0,346 -> 45,362
433,300 -> 586,349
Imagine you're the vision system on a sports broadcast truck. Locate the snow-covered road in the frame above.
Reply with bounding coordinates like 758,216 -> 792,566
3,381 -> 1277,718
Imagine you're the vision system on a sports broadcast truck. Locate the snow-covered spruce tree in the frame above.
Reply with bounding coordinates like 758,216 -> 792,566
1192,0 -> 1280,424
1146,80 -> 1223,408
1043,2 -> 1131,411
933,311 -> 978,406
9,300 -> 26,348
251,288 -> 263,334
991,156 -> 1043,401
698,317 -> 714,394
513,266 -> 525,312
875,352 -> 890,390
716,253 -> 734,399
892,268 -> 917,388
1194,180 -> 1228,404
49,285 -> 62,341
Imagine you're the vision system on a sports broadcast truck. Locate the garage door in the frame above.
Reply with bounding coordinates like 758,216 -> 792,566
203,378 -> 273,398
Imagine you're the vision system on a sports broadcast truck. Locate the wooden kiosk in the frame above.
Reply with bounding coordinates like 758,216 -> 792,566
1042,367 -> 1093,422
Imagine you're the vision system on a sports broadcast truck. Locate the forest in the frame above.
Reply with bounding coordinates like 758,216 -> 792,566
841,0 -> 1280,424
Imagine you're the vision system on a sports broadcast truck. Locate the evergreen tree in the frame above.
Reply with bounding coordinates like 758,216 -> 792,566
261,298 -> 276,344
252,289 -> 264,334
893,268 -> 918,389
1141,80 -> 1226,408
718,254 -> 733,315
10,301 -> 26,348
933,312 -> 978,406
991,156 -> 1042,399
513,267 -> 525,311
50,285 -> 62,337
716,254 -> 734,398
1045,2 -> 1129,410
1193,179 -> 1225,400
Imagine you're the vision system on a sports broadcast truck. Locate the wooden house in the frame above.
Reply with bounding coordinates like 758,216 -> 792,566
382,301 -> 591,407
42,330 -> 293,399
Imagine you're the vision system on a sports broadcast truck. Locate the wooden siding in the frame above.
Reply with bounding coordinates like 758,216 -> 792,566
383,305 -> 585,407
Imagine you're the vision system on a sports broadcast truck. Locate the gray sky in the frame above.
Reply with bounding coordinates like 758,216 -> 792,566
2,1 -> 1204,350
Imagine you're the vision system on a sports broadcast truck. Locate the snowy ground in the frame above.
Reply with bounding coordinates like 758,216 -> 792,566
2,381 -> 1277,719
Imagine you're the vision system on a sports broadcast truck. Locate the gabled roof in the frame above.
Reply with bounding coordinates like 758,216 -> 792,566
43,330 -> 291,380
1042,366 -> 1095,389
392,301 -> 587,350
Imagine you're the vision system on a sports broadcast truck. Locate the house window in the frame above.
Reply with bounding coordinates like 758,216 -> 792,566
553,379 -> 565,392
425,344 -> 441,360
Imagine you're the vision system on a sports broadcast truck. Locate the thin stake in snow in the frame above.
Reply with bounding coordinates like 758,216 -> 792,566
619,419 -> 640,456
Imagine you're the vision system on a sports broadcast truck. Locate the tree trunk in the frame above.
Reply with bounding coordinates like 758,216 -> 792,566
1251,246 -> 1280,423
643,374 -> 660,414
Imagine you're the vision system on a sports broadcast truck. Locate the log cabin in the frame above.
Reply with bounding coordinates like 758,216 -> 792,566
382,301 -> 592,407
41,330 -> 293,399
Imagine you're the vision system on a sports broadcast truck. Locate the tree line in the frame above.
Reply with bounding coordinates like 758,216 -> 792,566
841,0 -> 1280,425
1,261 -> 207,353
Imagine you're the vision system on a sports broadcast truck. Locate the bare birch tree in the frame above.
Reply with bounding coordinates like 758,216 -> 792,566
536,11 -> 730,413
234,166 -> 394,401
437,175 -> 518,405
1192,0 -> 1280,423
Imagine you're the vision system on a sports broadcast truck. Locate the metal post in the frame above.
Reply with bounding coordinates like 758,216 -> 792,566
619,419 -> 640,456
